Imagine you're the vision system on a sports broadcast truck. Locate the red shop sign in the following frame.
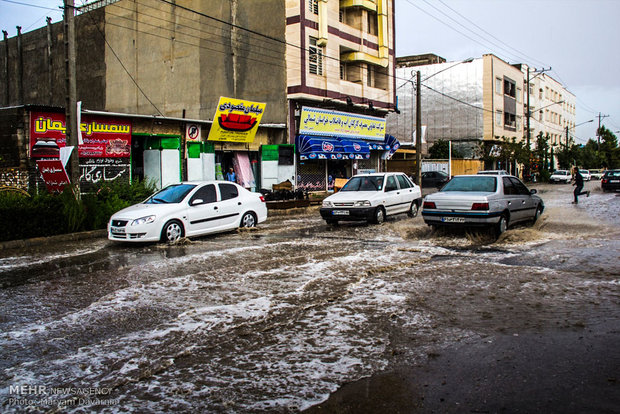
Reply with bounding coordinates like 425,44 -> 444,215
36,159 -> 71,193
30,111 -> 132,158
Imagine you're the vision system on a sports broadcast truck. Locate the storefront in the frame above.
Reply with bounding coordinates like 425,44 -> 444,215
295,107 -> 399,191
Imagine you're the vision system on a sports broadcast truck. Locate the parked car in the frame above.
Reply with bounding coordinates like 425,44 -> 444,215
477,170 -> 508,175
590,169 -> 604,180
108,181 -> 267,243
601,169 -> 620,192
549,170 -> 572,184
421,170 -> 450,188
421,174 -> 544,237
579,169 -> 592,181
320,172 -> 423,225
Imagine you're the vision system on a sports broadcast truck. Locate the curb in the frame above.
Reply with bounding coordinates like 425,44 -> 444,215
0,229 -> 108,251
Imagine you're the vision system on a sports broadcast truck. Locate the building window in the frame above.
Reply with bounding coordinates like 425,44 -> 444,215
496,77 -> 502,95
539,88 -> 543,100
340,63 -> 345,80
539,110 -> 543,122
309,37 -> 323,76
367,64 -> 374,87
309,0 -> 318,15
504,112 -> 516,129
504,79 -> 516,98
367,11 -> 378,35
496,110 -> 502,126
517,87 -> 522,103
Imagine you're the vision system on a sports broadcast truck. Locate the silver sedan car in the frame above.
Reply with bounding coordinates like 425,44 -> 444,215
421,174 -> 544,236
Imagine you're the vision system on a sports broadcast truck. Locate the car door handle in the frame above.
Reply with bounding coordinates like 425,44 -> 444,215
214,206 -> 218,210
238,202 -> 242,205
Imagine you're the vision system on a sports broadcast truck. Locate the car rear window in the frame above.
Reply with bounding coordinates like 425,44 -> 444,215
441,176 -> 497,192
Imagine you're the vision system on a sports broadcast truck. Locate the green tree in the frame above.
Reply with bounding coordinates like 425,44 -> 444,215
428,139 -> 463,159
598,126 -> 620,168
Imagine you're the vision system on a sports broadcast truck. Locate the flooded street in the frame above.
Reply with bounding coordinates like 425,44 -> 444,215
1,182 -> 619,412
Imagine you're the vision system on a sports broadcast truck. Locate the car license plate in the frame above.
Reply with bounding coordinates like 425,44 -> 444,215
442,217 -> 465,223
333,210 -> 350,216
111,226 -> 126,234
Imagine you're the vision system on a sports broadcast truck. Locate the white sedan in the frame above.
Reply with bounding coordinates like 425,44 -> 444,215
108,181 -> 267,243
320,173 -> 423,224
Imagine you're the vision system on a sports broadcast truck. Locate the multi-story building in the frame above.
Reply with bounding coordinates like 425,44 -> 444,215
517,64 -> 576,168
285,0 -> 397,191
387,54 -> 576,174
1,0 -> 288,192
388,54 -> 524,166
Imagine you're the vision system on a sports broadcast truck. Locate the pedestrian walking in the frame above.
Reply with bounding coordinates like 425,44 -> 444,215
572,166 -> 590,204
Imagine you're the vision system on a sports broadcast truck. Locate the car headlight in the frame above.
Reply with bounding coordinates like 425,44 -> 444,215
131,215 -> 156,226
354,200 -> 371,207
322,200 -> 332,207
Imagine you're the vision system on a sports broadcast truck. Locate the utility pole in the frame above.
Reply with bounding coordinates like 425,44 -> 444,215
415,70 -> 422,186
565,126 -> 569,149
525,66 -> 551,179
597,112 -> 609,151
64,0 -> 80,194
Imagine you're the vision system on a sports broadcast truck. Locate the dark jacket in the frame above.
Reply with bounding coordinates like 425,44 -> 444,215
574,170 -> 583,186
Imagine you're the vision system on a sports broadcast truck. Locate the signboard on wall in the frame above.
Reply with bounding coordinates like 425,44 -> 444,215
79,157 -> 131,192
36,159 -> 70,193
299,107 -> 386,141
30,112 -> 131,158
207,97 -> 266,143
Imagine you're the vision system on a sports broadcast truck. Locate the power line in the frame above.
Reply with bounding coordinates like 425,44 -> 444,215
435,0 -> 548,68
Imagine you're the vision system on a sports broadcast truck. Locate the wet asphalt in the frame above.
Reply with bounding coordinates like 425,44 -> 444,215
0,181 -> 618,413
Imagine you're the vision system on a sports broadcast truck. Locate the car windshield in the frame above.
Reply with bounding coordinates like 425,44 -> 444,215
441,176 -> 497,192
341,176 -> 384,191
554,170 -> 568,176
145,184 -> 196,204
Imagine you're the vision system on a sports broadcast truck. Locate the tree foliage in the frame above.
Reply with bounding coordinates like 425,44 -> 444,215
428,139 -> 464,159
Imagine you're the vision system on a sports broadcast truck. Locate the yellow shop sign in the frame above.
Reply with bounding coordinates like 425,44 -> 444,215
207,97 -> 266,143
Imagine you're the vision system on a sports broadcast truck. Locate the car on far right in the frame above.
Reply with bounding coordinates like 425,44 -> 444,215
601,169 -> 620,192
549,169 -> 572,184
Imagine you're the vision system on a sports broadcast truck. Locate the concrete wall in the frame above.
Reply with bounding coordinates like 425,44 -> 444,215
0,9 -> 106,109
104,0 -> 287,125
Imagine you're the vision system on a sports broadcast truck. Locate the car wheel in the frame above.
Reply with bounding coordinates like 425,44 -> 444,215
240,212 -> 257,228
407,201 -> 419,218
161,220 -> 184,243
372,206 -> 385,224
495,214 -> 508,237
532,205 -> 543,224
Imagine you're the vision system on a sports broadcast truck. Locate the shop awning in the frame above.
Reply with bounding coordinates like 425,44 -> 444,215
296,135 -> 371,160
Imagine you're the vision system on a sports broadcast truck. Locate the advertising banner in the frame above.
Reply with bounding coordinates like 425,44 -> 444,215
36,159 -> 70,193
30,112 -> 131,159
207,97 -> 266,143
299,107 -> 386,141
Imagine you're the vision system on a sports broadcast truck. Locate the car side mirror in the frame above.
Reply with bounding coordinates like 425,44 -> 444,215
530,189 -> 537,195
191,199 -> 204,206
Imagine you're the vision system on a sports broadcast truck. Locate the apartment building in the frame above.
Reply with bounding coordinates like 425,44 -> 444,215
285,0 -> 397,191
517,64 -> 577,150
387,54 -> 524,164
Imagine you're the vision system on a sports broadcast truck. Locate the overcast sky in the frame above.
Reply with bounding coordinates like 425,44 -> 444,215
1,0 -> 619,144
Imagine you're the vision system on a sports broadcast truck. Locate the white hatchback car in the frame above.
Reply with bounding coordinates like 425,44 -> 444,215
108,181 -> 267,243
549,170 -> 572,184
320,173 -> 423,224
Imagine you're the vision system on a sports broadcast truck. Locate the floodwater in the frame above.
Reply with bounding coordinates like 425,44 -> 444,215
0,182 -> 618,412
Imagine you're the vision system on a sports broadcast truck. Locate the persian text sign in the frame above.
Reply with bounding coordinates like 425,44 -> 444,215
207,97 -> 266,143
30,112 -> 131,158
36,159 -> 70,193
299,107 -> 386,141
